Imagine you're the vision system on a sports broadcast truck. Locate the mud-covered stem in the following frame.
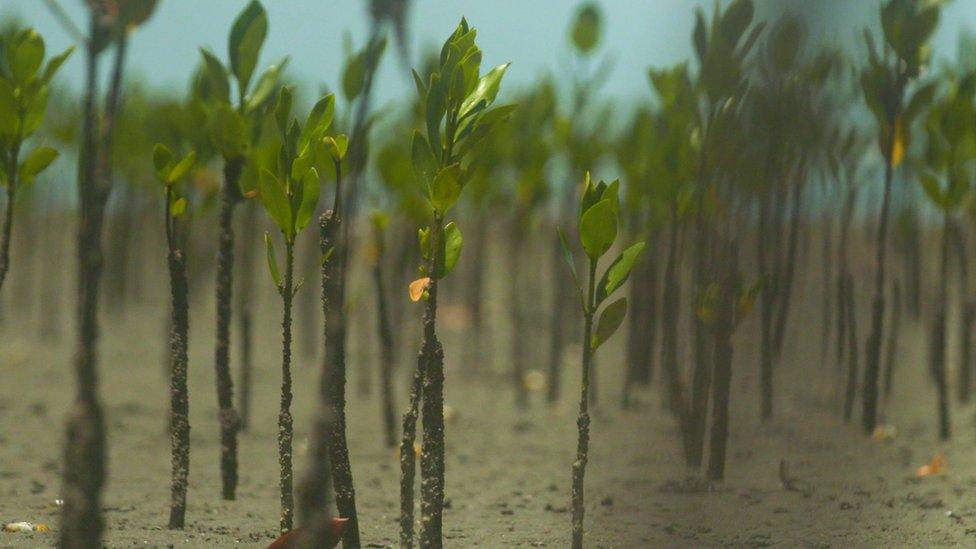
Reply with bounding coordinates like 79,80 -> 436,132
419,212 -> 446,549
214,157 -> 242,500
60,18 -> 127,548
571,258 -> 597,549
167,242 -> 190,529
278,238 -> 295,532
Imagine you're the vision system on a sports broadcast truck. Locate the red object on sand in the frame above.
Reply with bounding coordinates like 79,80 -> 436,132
266,518 -> 348,549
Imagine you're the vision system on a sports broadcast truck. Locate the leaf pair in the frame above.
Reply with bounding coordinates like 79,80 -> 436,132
559,172 -> 646,351
417,221 -> 462,280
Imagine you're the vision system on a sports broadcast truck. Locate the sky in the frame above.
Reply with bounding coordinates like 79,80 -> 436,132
2,1 -> 976,108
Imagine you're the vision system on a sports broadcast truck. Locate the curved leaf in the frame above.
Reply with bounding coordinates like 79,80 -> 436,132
596,241 -> 646,304
592,297 -> 627,350
579,199 -> 617,260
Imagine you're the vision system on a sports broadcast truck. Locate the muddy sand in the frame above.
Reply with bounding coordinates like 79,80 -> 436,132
1,287 -> 975,548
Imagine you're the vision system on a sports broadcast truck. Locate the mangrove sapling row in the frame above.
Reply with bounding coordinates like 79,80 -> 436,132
152,144 -> 197,529
61,2 -> 156,545
559,173 -> 644,549
860,0 -> 940,435
259,87 -> 339,533
400,19 -> 513,547
0,29 -> 72,296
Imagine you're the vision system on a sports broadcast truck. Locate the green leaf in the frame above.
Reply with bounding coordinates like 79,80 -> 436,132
245,56 -> 289,112
258,168 -> 292,238
209,104 -> 246,158
265,232 -> 283,289
170,197 -> 188,217
295,167 -> 320,232
342,50 -> 366,101
200,48 -> 231,104
411,130 -> 437,184
324,134 -> 348,160
274,86 -> 294,136
300,94 -> 335,151
11,29 -> 44,84
22,85 -> 48,137
592,297 -> 627,350
439,221 -> 462,279
152,143 -> 174,181
0,80 -> 16,136
18,146 -> 58,183
229,0 -> 269,95
596,241 -> 646,304
570,3 -> 601,53
693,9 -> 708,63
459,62 -> 511,118
557,228 -> 585,311
719,0 -> 754,45
40,46 -> 74,85
167,151 -> 197,184
430,164 -> 462,214
579,199 -> 617,260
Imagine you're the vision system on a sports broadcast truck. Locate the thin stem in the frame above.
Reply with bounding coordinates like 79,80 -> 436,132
571,258 -> 597,549
278,240 -> 295,532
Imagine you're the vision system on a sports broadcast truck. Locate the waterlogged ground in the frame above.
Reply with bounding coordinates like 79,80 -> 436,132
1,285 -> 976,547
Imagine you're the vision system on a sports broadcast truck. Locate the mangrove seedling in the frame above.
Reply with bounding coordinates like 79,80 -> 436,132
559,173 -> 644,549
0,28 -> 72,295
152,144 -> 196,529
260,87 -> 336,533
400,18 -> 513,547
61,2 -> 156,545
197,0 -> 284,499
859,0 -> 940,435
918,73 -> 973,440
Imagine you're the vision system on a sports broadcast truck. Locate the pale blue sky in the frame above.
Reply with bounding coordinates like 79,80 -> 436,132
2,1 -> 975,105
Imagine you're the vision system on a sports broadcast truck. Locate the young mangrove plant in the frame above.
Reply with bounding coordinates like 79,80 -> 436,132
860,0 -> 939,434
260,87 -> 335,533
918,74 -> 972,440
153,144 -> 197,529
197,0 -> 285,499
559,173 -> 644,549
369,209 -> 399,447
61,2 -> 156,545
400,18 -> 513,547
0,28 -> 72,295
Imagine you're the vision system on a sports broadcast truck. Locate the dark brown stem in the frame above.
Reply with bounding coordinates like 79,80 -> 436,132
571,259 -> 596,549
419,215 -> 446,548
236,201 -> 258,431
863,78 -> 904,434
399,336 -> 426,548
511,216 -> 528,409
214,158 -> 242,500
0,144 -> 19,296
61,16 -> 126,547
843,273 -> 859,422
930,214 -> 951,440
167,246 -> 190,529
278,240 -> 295,532
320,210 -> 361,547
707,242 -> 737,481
374,240 -> 398,448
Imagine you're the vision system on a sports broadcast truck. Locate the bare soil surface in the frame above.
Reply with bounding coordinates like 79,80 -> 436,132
1,285 -> 975,547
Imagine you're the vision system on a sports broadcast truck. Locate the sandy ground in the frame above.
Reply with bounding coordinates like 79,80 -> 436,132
1,277 -> 976,548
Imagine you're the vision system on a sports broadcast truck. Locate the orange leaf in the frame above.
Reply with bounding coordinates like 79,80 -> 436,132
916,452 -> 947,477
409,277 -> 430,302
